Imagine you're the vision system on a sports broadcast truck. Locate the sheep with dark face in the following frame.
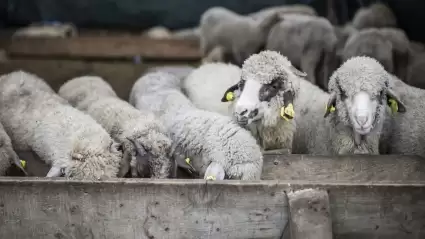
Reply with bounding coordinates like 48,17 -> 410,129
221,51 -> 406,154
221,50 -> 302,151
200,6 -> 281,66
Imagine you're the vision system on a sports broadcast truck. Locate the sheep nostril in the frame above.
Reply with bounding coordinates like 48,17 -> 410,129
249,109 -> 259,118
356,115 -> 368,126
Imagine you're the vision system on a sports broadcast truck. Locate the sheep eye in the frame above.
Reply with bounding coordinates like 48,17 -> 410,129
259,84 -> 279,102
340,90 -> 347,101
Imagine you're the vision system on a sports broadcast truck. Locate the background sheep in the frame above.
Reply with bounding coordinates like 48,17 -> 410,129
352,2 -> 397,30
59,76 -> 173,179
0,71 -> 122,180
200,6 -> 280,66
266,14 -> 338,91
248,4 -> 317,21
130,71 -> 263,180
183,62 -> 241,117
406,53 -> 425,89
342,27 -> 411,81
221,51 -> 406,154
12,22 -> 78,38
380,74 -> 425,156
0,122 -> 27,176
146,65 -> 195,80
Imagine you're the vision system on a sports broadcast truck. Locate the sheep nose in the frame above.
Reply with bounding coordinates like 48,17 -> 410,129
356,115 -> 368,126
249,109 -> 258,118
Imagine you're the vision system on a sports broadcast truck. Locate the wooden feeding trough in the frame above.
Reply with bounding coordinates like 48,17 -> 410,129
0,33 -> 424,239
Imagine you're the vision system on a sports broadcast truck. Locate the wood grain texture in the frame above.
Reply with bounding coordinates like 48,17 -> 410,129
262,154 -> 425,183
0,178 -> 288,239
0,179 -> 425,239
4,36 -> 201,60
288,189 -> 332,239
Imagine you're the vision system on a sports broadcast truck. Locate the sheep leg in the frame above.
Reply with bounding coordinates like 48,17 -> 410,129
301,48 -> 322,86
204,162 -> 225,180
131,155 -> 138,177
117,149 -> 131,178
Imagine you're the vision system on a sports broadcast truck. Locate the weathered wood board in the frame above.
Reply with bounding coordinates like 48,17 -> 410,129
0,178 -> 424,239
4,36 -> 201,60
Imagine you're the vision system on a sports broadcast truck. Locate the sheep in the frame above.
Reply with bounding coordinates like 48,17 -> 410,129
58,76 -> 173,178
183,62 -> 241,117
171,27 -> 201,41
200,6 -> 281,66
248,4 -> 317,21
221,51 -> 406,154
379,74 -> 425,156
0,122 -> 27,176
0,71 -> 122,180
265,14 -> 338,91
143,26 -> 172,39
12,22 -> 78,38
129,71 -> 263,180
406,53 -> 425,89
342,27 -> 411,81
352,2 -> 397,30
146,65 -> 195,80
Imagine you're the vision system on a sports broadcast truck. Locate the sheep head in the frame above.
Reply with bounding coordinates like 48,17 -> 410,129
221,50 -> 304,128
325,56 -> 406,143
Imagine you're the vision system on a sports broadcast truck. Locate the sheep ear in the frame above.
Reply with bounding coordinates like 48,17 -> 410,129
386,89 -> 406,113
289,65 -> 307,78
204,162 -> 225,180
324,92 -> 337,118
258,12 -> 281,33
221,83 -> 240,102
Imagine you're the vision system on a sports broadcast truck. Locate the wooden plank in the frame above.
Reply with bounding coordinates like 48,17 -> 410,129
7,149 -> 425,184
0,59 -> 198,100
0,179 -> 424,239
4,36 -> 202,60
263,154 -> 425,183
287,189 -> 332,239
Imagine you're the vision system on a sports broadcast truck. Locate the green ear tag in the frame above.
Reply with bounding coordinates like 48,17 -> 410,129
225,92 -> 234,101
388,98 -> 398,113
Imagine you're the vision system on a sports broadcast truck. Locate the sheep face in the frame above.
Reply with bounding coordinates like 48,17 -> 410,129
325,57 -> 406,140
221,50 -> 303,128
50,141 -> 123,180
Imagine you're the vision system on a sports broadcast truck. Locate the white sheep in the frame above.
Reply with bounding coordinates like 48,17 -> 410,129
220,51 -> 406,154
183,62 -> 241,117
0,71 -> 122,180
248,4 -> 317,21
146,65 -> 195,80
12,22 -> 78,38
352,2 -> 397,30
200,6 -> 280,66
0,122 -> 27,176
58,76 -> 173,178
342,27 -> 411,81
379,74 -> 425,156
265,14 -> 338,91
129,71 -> 263,180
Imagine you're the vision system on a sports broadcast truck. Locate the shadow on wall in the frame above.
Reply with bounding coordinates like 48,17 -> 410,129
0,0 -> 425,41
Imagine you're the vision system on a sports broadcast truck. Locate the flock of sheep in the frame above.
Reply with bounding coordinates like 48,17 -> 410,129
1,3 -> 424,181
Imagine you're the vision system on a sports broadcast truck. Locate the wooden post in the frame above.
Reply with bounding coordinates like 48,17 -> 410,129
288,189 -> 333,239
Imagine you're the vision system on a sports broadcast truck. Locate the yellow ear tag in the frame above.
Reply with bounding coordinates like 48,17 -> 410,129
326,105 -> 336,113
20,160 -> 26,168
206,175 -> 216,181
388,98 -> 398,113
280,104 -> 295,121
225,92 -> 234,101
